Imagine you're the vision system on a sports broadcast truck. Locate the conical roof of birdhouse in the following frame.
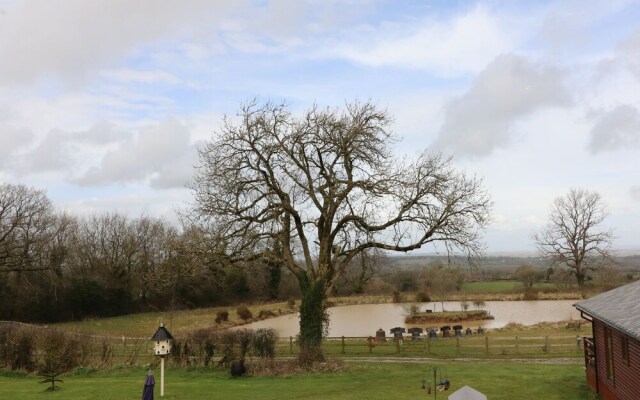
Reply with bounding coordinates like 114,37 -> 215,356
150,324 -> 174,341
448,385 -> 487,400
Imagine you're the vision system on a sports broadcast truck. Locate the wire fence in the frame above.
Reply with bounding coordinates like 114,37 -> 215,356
1,321 -> 585,368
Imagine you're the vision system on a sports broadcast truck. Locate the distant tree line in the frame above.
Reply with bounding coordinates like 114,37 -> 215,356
0,183 -> 305,322
0,183 -> 415,323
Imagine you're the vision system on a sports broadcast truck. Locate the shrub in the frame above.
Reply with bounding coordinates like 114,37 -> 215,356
415,292 -> 431,302
187,328 -> 217,367
258,309 -> 276,319
215,310 -> 229,324
402,303 -> 420,317
286,298 -> 296,309
99,339 -> 113,367
217,330 -> 238,368
0,325 -> 36,371
253,329 -> 278,359
38,330 -> 81,391
237,329 -> 254,362
236,306 -> 253,320
392,291 -> 401,303
472,300 -> 486,310
522,288 -> 539,300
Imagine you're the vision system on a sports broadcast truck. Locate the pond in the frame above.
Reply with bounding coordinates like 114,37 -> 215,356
241,300 -> 582,337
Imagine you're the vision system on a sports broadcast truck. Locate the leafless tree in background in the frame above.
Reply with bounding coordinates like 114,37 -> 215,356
190,100 -> 492,363
0,183 -> 67,274
534,188 -> 613,289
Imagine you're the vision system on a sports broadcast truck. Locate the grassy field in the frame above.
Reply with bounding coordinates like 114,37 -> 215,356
55,301 -> 298,337
0,362 -> 596,400
461,281 -> 557,293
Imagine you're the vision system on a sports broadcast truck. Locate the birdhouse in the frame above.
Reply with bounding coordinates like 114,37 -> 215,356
151,324 -> 174,356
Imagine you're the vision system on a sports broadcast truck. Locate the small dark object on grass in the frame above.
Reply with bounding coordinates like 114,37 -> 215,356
39,373 -> 63,391
230,361 -> 246,377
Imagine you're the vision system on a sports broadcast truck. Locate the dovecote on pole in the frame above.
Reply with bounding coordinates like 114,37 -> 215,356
151,323 -> 174,356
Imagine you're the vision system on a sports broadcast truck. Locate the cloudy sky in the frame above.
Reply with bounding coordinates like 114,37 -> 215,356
1,0 -> 639,253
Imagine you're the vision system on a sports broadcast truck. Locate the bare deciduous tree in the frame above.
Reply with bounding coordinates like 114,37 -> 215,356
190,100 -> 492,363
0,183 -> 67,274
340,248 -> 386,294
534,188 -> 613,289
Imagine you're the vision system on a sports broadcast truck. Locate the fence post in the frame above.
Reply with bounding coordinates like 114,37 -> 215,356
485,336 -> 489,355
426,337 -> 430,356
289,336 -> 293,354
515,336 -> 519,355
341,336 -> 345,355
456,337 -> 460,356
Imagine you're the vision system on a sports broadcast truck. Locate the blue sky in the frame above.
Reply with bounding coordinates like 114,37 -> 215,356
0,0 -> 639,253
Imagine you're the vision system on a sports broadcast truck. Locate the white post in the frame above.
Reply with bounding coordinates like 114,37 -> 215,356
161,356 -> 165,397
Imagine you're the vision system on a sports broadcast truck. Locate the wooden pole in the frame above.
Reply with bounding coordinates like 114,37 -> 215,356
161,356 -> 165,397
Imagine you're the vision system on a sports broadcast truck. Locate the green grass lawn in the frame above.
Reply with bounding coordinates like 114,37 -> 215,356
0,362 -> 595,400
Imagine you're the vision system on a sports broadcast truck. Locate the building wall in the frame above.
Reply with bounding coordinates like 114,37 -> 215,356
592,319 -> 640,400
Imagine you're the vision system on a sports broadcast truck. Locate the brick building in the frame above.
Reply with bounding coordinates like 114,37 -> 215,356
574,280 -> 640,400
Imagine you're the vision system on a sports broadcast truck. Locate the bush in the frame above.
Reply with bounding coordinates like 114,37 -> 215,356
0,325 -> 36,371
258,309 -> 276,319
522,288 -> 539,300
253,328 -> 278,359
217,330 -> 238,368
237,306 -> 253,320
392,291 -> 401,303
38,330 -> 81,391
237,329 -> 254,362
187,328 -> 217,367
286,298 -> 296,309
415,292 -> 431,302
215,310 -> 229,324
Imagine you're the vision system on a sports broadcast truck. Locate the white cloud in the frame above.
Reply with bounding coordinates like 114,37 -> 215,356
433,53 -> 570,157
332,5 -> 517,75
99,69 -> 183,85
75,118 -> 197,189
0,123 -> 34,166
0,1 -> 241,85
22,122 -> 129,174
588,105 -> 640,153
631,185 -> 640,202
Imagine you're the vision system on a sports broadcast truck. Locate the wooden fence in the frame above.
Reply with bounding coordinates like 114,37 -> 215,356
276,334 -> 585,359
1,320 -> 584,368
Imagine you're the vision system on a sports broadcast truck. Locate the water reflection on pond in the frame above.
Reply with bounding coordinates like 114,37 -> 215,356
242,300 -> 581,337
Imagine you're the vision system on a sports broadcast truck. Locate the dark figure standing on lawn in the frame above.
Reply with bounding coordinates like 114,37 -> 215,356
142,370 -> 155,400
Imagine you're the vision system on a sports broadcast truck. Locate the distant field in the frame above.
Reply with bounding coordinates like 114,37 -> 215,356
461,281 -> 557,293
462,281 -> 520,293
0,362 -> 592,400
56,301 -> 295,337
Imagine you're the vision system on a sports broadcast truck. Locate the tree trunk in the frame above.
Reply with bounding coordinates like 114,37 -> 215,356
575,266 -> 585,288
297,273 -> 327,366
